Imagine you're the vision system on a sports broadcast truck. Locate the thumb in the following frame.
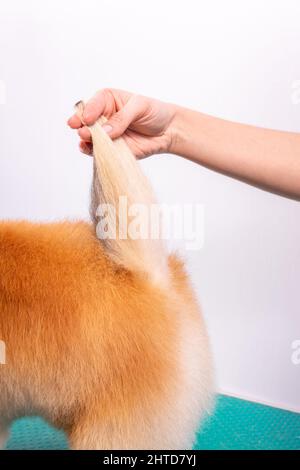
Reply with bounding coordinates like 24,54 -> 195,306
101,95 -> 142,140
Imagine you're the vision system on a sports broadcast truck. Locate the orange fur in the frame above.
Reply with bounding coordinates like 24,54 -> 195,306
0,220 -> 213,449
0,101 -> 213,449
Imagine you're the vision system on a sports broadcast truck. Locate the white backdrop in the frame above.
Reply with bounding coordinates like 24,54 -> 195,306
0,0 -> 299,411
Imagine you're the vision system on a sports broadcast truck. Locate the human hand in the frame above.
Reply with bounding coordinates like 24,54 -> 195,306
68,88 -> 178,159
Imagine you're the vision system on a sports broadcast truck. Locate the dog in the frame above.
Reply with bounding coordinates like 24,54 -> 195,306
0,102 -> 214,449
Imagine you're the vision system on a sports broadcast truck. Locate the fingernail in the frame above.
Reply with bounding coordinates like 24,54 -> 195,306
102,124 -> 112,134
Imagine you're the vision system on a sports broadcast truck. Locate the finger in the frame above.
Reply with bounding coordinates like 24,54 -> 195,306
83,89 -> 108,125
78,126 -> 92,142
102,94 -> 142,140
67,114 -> 82,129
79,140 -> 93,156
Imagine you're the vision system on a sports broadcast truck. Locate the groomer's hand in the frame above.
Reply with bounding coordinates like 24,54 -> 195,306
68,88 -> 300,200
68,88 -> 177,158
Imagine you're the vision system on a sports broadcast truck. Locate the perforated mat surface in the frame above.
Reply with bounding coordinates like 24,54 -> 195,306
5,395 -> 300,450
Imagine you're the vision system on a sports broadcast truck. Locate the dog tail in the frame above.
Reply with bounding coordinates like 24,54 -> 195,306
76,101 -> 168,284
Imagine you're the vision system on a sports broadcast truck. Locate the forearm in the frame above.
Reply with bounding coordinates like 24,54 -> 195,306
170,106 -> 300,200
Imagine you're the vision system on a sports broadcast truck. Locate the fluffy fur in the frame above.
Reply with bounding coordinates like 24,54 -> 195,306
0,103 -> 214,449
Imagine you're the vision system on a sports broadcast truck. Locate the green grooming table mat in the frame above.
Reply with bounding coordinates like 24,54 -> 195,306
196,395 -> 300,450
5,395 -> 300,450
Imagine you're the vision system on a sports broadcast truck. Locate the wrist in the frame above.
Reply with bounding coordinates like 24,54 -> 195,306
167,105 -> 187,156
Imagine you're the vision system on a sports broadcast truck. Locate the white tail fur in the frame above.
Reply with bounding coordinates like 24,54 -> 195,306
76,102 -> 168,283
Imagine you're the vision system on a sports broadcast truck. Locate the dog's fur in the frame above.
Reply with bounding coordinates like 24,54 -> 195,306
0,103 -> 213,449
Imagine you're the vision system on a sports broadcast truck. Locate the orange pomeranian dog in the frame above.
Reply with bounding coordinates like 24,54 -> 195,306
0,102 -> 214,449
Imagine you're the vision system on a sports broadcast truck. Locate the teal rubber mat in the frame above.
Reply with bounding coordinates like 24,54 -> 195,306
195,395 -> 300,450
5,395 -> 300,450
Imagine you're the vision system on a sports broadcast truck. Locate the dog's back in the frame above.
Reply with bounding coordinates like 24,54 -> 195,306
0,103 -> 213,449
